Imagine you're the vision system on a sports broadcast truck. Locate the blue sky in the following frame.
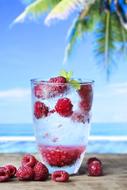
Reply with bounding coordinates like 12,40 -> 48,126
0,0 -> 127,123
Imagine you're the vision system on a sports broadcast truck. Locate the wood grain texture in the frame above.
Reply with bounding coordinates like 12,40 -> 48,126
0,154 -> 127,190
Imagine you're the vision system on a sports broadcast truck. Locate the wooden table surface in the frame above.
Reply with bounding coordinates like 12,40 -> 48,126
0,154 -> 127,190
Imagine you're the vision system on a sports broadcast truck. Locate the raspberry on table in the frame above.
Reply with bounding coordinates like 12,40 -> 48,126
55,98 -> 73,117
87,160 -> 103,177
87,157 -> 102,166
33,162 -> 49,181
0,167 -> 10,182
51,170 -> 69,182
4,165 -> 17,178
21,154 -> 37,168
16,166 -> 34,181
34,101 -> 49,119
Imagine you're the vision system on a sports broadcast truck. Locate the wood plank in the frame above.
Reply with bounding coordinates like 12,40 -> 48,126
0,154 -> 127,190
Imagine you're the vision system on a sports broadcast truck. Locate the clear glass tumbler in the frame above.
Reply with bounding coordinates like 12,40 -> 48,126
31,79 -> 94,174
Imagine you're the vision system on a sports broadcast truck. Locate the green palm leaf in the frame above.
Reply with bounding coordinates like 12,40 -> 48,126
45,0 -> 95,25
119,27 -> 127,55
64,1 -> 99,63
13,0 -> 127,76
94,11 -> 127,75
13,0 -> 60,24
112,14 -> 127,55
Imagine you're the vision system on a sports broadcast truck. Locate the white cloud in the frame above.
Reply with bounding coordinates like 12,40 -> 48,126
109,82 -> 127,95
110,82 -> 127,88
93,82 -> 127,122
0,88 -> 30,99
0,88 -> 32,123
95,82 -> 127,98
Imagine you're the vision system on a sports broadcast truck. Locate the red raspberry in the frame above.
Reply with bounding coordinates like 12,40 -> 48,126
78,84 -> 93,100
87,157 -> 102,166
41,146 -> 84,167
48,76 -> 67,85
4,165 -> 17,178
48,109 -> 56,116
51,171 -> 69,182
34,83 -> 52,99
34,101 -> 49,119
46,76 -> 68,98
49,109 -> 55,114
87,160 -> 103,176
79,99 -> 92,112
49,76 -> 67,94
34,83 -> 43,98
0,167 -> 10,182
71,112 -> 88,123
78,84 -> 93,112
55,98 -> 73,117
33,162 -> 49,181
34,77 -> 68,99
16,166 -> 34,181
21,154 -> 37,168
49,76 -> 67,84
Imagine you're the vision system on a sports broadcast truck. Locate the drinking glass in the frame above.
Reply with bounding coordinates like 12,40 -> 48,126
31,79 -> 94,174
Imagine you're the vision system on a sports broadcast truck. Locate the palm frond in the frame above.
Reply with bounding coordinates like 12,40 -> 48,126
64,1 -> 99,63
45,0 -> 95,25
119,27 -> 127,55
64,7 -> 91,63
94,11 -> 122,74
13,0 -> 60,24
116,2 -> 127,30
113,14 -> 127,55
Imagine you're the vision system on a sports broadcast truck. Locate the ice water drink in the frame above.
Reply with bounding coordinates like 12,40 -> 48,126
31,75 -> 94,174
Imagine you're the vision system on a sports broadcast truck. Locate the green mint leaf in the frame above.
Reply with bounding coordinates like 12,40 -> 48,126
59,70 -> 73,81
69,79 -> 80,90
66,71 -> 73,81
59,70 -> 80,90
59,70 -> 67,78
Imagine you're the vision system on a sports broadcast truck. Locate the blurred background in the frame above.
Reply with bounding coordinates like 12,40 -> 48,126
0,0 -> 127,153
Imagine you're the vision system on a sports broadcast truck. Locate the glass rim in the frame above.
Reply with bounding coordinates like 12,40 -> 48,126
31,78 -> 95,85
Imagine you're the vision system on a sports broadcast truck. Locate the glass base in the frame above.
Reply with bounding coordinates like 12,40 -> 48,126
38,145 -> 86,174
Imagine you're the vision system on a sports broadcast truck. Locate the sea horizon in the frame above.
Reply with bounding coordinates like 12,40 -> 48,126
0,122 -> 127,137
0,123 -> 127,153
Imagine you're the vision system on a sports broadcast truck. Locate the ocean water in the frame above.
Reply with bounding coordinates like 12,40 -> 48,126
0,123 -> 127,153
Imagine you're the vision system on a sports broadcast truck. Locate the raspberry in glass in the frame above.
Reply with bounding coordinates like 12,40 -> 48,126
34,83 -> 43,98
55,98 -> 73,117
78,84 -> 93,100
40,145 -> 84,167
71,112 -> 87,123
34,101 -> 49,119
48,76 -> 67,95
